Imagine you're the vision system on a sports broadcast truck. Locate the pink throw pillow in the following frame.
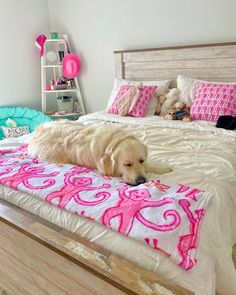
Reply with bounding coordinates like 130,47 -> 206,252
107,85 -> 157,117
107,85 -> 130,115
128,85 -> 157,117
190,83 -> 236,122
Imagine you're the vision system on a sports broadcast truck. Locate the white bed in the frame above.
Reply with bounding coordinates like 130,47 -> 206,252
0,110 -> 235,295
0,42 -> 236,295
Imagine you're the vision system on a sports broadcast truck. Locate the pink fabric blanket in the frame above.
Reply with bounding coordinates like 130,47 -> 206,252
0,144 -> 212,270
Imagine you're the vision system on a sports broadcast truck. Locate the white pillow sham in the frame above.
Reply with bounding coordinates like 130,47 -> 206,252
106,79 -> 171,116
177,75 -> 235,106
177,75 -> 201,106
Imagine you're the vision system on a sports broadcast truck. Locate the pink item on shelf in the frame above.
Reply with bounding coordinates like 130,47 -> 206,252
0,144 -> 212,271
62,53 -> 81,78
45,85 -> 51,91
190,82 -> 236,122
35,34 -> 47,57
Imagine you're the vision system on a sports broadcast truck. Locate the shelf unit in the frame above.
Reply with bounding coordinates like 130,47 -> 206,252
41,37 -> 86,119
49,112 -> 84,119
44,89 -> 77,93
43,65 -> 62,68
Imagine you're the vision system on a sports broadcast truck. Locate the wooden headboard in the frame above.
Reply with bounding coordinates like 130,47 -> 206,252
114,42 -> 236,86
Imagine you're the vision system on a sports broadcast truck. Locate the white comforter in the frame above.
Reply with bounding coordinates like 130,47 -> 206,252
0,112 -> 236,295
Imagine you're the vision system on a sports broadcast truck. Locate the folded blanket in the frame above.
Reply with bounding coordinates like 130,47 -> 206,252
0,144 -> 212,270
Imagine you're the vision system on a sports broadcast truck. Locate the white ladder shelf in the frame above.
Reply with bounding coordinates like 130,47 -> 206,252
41,36 -> 85,119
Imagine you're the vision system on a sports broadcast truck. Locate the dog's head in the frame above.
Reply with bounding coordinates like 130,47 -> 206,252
100,131 -> 148,186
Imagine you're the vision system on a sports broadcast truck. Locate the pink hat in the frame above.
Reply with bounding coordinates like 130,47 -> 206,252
35,34 -> 47,57
62,53 -> 81,78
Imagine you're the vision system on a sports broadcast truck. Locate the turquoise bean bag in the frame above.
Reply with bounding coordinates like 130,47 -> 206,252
0,106 -> 52,140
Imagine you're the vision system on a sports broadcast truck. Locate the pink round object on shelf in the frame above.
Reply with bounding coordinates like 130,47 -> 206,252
62,53 -> 81,78
45,84 -> 51,90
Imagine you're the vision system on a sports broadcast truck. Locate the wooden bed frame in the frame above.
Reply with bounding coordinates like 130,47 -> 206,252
1,41 -> 236,295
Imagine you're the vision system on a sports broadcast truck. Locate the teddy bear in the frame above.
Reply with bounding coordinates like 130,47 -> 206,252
164,101 -> 192,122
154,88 -> 166,115
159,88 -> 181,116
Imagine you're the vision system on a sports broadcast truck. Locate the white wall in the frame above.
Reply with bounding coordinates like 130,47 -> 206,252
0,0 -> 50,109
1,1 -> 235,112
48,0 -> 236,113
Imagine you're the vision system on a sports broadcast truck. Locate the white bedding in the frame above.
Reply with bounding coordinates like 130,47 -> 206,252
0,112 -> 236,295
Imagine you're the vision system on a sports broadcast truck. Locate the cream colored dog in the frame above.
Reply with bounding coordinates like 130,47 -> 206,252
28,120 -> 171,186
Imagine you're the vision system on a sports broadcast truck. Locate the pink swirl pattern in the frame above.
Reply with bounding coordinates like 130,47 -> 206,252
0,144 -> 212,271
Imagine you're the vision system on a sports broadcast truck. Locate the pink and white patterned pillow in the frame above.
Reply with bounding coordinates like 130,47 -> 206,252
190,83 -> 236,122
128,85 -> 157,117
107,85 -> 157,117
107,85 -> 130,115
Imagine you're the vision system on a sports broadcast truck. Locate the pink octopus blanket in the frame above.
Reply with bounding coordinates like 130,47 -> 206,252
0,144 -> 212,271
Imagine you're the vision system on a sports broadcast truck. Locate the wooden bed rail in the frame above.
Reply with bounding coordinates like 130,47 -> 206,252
0,199 -> 193,295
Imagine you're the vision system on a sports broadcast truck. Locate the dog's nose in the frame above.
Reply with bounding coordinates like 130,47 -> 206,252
135,176 -> 146,185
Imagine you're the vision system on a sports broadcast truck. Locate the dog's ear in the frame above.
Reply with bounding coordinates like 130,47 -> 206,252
104,131 -> 135,156
99,155 -> 113,176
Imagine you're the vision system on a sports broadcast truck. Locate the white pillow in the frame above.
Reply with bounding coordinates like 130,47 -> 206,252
177,75 -> 201,106
2,126 -> 29,138
177,75 -> 235,106
106,79 -> 170,116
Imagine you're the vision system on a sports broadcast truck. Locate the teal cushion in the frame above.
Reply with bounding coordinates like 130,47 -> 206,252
0,106 -> 52,139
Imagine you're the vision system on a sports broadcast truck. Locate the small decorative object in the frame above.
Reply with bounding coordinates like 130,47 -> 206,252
74,101 -> 80,113
55,110 -> 67,115
57,76 -> 67,85
45,110 -> 56,115
50,80 -> 55,90
5,118 -> 17,127
45,84 -> 51,91
35,34 -> 47,57
61,76 -> 67,84
54,77 -> 66,90
62,53 -> 81,78
46,51 -> 57,65
70,78 -> 76,88
58,50 -> 65,63
50,32 -> 59,39
158,88 -> 180,116
56,78 -> 62,86
67,80 -> 72,88
155,88 -> 167,115
52,76 -> 68,90
2,126 -> 29,138
164,101 -> 192,122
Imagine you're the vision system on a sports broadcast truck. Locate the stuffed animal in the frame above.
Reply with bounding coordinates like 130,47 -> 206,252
164,101 -> 192,122
160,88 -> 180,116
155,88 -> 167,115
